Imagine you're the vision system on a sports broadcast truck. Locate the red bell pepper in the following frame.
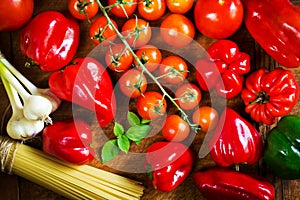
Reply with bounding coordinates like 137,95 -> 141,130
196,40 -> 250,99
19,11 -> 80,72
193,167 -> 275,200
209,107 -> 263,167
145,142 -> 194,192
241,68 -> 299,125
48,57 -> 116,127
42,119 -> 94,165
241,0 -> 300,68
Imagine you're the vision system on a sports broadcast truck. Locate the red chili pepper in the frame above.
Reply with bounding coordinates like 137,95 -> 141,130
48,57 -> 116,127
241,0 -> 300,68
193,167 -> 275,200
145,142 -> 194,192
209,107 -> 263,167
42,119 -> 94,165
241,68 -> 299,125
19,11 -> 80,72
196,40 -> 250,99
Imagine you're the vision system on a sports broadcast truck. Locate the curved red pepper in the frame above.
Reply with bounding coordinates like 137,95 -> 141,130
42,119 -> 94,165
19,11 -> 80,72
242,0 -> 300,68
193,167 -> 275,200
196,40 -> 250,99
209,107 -> 263,167
145,142 -> 194,192
49,57 -> 116,127
241,68 -> 299,125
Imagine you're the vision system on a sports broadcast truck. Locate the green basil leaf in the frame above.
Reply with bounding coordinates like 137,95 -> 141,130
125,125 -> 152,142
117,135 -> 130,153
101,139 -> 120,163
141,118 -> 151,124
127,111 -> 141,126
114,122 -> 124,138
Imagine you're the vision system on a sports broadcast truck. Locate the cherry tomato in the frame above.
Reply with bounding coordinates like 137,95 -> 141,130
68,0 -> 99,20
166,0 -> 194,14
105,44 -> 134,72
175,83 -> 202,110
134,45 -> 162,72
108,0 -> 137,18
0,0 -> 34,32
192,106 -> 219,132
160,14 -> 195,47
194,0 -> 244,39
121,18 -> 152,47
119,69 -> 148,98
159,55 -> 189,84
89,16 -> 118,46
162,115 -> 190,142
138,0 -> 166,21
136,91 -> 167,120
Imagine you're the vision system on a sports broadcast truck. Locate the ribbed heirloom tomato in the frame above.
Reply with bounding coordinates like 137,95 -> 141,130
194,0 -> 244,39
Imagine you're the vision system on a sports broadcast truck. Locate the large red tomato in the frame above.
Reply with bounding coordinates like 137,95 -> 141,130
194,0 -> 243,39
0,0 -> 34,32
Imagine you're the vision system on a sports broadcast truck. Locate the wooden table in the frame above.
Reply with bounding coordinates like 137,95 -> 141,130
1,0 -> 300,199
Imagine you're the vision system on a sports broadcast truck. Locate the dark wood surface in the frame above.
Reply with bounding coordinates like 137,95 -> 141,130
0,0 -> 300,199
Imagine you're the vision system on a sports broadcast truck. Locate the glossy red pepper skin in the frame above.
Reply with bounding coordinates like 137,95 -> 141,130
210,107 -> 263,167
242,0 -> 300,68
241,68 -> 299,125
19,11 -> 80,72
193,167 -> 275,200
196,40 -> 250,99
145,142 -> 194,192
42,119 -> 94,165
49,57 -> 116,127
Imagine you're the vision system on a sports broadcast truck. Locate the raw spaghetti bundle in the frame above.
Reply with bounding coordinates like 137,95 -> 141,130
0,135 -> 144,200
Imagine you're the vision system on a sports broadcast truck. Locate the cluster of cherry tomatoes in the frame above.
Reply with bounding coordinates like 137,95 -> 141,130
65,0 -> 244,142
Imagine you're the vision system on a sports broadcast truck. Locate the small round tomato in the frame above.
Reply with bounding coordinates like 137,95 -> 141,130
89,16 -> 118,46
162,115 -> 190,142
119,69 -> 148,98
166,0 -> 194,14
194,0 -> 244,39
134,45 -> 162,72
159,55 -> 189,84
160,14 -> 195,47
108,0 -> 137,18
175,83 -> 201,110
192,106 -> 219,132
0,0 -> 34,32
121,18 -> 152,47
105,44 -> 134,72
136,91 -> 167,120
68,0 -> 99,20
138,0 -> 166,21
